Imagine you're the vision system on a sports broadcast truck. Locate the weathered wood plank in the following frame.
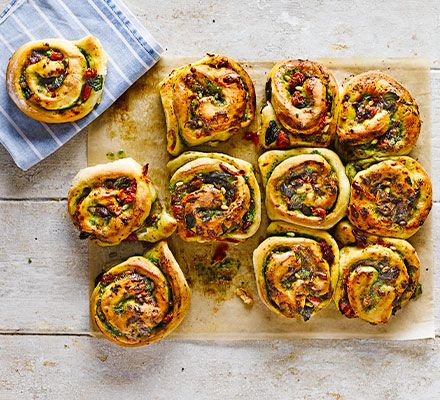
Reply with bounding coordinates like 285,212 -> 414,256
0,132 -> 86,199
0,201 -> 438,335
0,335 -> 439,399
126,0 -> 440,63
0,201 -> 89,333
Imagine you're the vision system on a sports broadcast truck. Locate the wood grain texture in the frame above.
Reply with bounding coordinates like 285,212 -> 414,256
125,0 -> 440,63
0,132 -> 86,199
1,336 -> 440,399
0,201 -> 89,333
0,0 -> 439,397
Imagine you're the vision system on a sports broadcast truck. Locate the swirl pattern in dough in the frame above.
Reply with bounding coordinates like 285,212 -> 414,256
91,241 -> 191,346
260,59 -> 339,149
253,221 -> 339,321
68,158 -> 176,246
159,54 -> 256,155
6,36 -> 107,123
346,156 -> 432,239
334,220 -> 421,324
259,148 -> 350,229
168,152 -> 261,243
336,71 -> 420,160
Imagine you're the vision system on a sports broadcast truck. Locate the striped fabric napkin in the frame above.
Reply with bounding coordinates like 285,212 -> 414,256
0,0 -> 162,170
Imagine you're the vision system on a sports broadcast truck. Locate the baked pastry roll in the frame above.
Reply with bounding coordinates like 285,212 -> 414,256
346,156 -> 432,239
90,241 -> 190,347
336,71 -> 420,160
260,59 -> 339,149
259,148 -> 350,229
132,199 -> 177,243
68,158 -> 176,246
253,221 -> 339,321
6,36 -> 107,123
159,54 -> 256,155
334,220 -> 421,324
168,152 -> 261,242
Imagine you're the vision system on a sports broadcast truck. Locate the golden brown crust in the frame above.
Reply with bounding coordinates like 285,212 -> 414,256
336,70 -> 420,160
253,222 -> 339,321
67,158 -> 176,246
159,54 -> 256,155
6,36 -> 107,123
260,59 -> 339,149
68,158 -> 154,245
167,151 -> 261,243
333,221 -> 421,325
334,220 -> 421,310
346,156 -> 432,239
90,241 -> 191,347
258,148 -> 350,229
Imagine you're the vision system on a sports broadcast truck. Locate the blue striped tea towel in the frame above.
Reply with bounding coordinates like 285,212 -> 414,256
0,0 -> 162,170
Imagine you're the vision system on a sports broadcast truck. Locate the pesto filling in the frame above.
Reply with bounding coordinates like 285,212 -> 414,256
279,161 -> 339,216
75,178 -> 136,234
171,168 -> 256,235
348,91 -> 406,155
186,77 -> 226,130
95,268 -> 174,340
341,258 -> 405,315
20,46 -> 103,111
262,245 -> 331,321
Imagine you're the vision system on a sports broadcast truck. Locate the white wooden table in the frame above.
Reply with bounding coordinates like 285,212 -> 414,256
1,1 -> 439,398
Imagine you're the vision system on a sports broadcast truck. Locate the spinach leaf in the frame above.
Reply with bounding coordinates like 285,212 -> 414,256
382,92 -> 399,110
87,75 -> 104,91
114,177 -> 131,189
51,74 -> 65,90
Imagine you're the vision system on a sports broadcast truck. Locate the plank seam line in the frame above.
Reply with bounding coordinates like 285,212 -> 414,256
0,332 -> 91,337
0,332 -> 438,339
0,197 -> 67,201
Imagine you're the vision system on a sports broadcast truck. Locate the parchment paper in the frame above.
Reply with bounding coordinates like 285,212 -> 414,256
87,57 -> 434,340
